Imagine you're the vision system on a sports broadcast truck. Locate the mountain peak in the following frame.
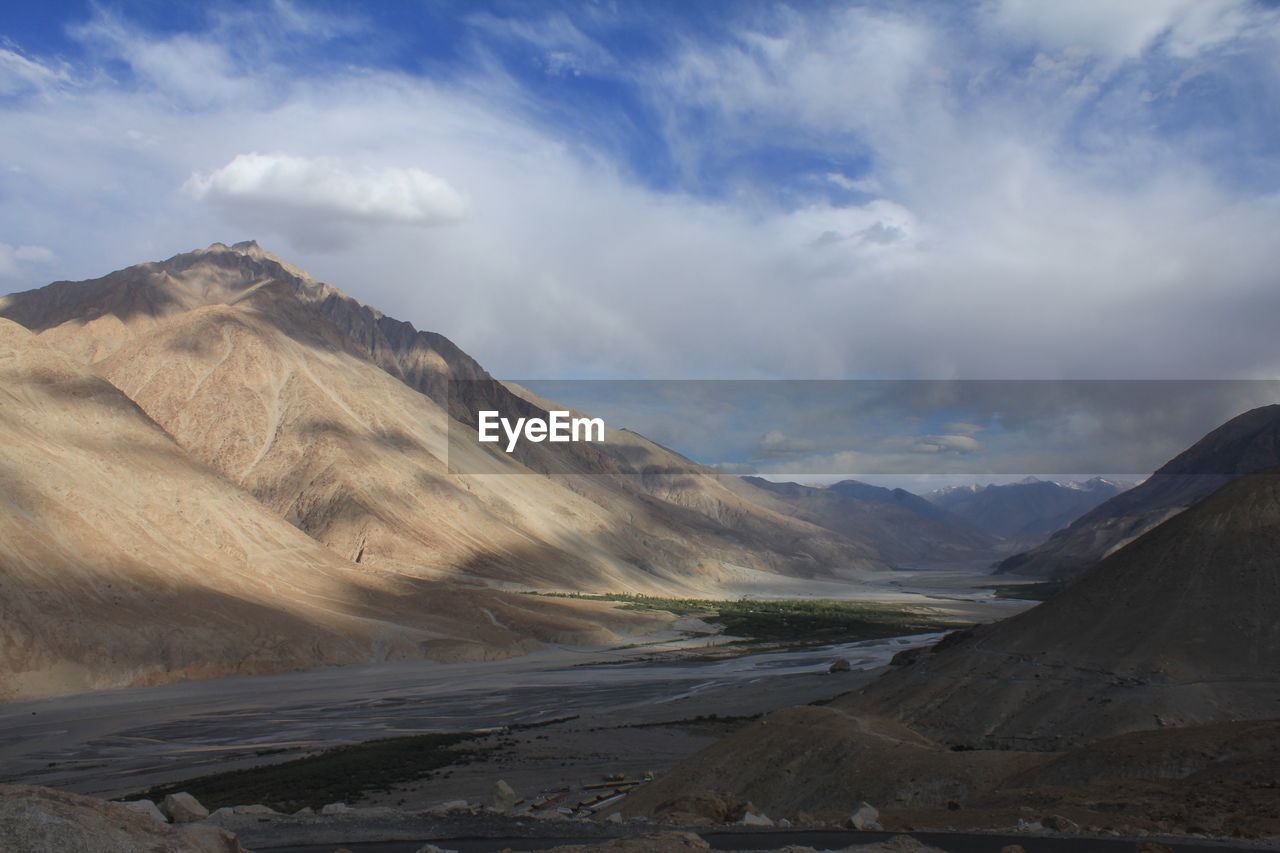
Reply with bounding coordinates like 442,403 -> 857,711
196,239 -> 315,282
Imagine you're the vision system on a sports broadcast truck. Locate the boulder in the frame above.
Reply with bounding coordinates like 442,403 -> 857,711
1041,814 -> 1080,833
160,792 -> 210,824
0,784 -> 243,852
320,802 -> 353,815
741,811 -> 773,826
848,801 -> 881,830
180,823 -> 245,853
119,798 -> 167,824
489,779 -> 519,810
414,845 -> 460,853
829,658 -> 853,673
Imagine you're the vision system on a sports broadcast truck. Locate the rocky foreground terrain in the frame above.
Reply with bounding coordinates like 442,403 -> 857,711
2,781 -> 1256,853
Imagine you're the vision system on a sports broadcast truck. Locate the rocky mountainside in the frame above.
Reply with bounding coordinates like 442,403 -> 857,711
0,318 -> 670,700
0,242 -> 898,699
996,404 -> 1280,577
0,241 -> 882,594
925,477 -> 1133,549
740,477 -> 998,565
847,466 -> 1280,749
620,463 -> 1280,832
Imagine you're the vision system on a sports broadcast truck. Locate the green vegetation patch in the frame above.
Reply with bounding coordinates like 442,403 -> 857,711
528,592 -> 971,643
985,580 -> 1066,601
136,731 -> 478,813
617,712 -> 762,731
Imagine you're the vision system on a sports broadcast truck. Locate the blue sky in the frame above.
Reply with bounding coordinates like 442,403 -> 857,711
3,0 -> 1280,393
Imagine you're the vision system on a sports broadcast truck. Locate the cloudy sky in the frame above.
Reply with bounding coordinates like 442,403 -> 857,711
3,3 -> 1280,404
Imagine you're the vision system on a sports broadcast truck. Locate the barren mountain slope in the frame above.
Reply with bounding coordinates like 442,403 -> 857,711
738,477 -> 998,565
997,405 -> 1280,577
843,467 -> 1280,749
619,469 -> 1280,824
0,318 -> 668,701
618,705 -> 1043,818
0,242 -> 882,593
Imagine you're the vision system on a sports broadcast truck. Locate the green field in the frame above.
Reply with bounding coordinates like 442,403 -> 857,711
138,731 -> 478,813
528,592 -> 972,643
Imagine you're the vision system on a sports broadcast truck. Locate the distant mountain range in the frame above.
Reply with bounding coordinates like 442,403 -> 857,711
925,476 -> 1134,549
997,404 -> 1280,577
742,477 -> 999,565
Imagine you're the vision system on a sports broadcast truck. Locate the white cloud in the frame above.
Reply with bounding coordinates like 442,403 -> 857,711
710,461 -> 759,475
1,3 -> 1279,384
0,244 -> 58,278
0,48 -> 70,96
986,0 -> 1264,63
184,153 -> 469,250
757,430 -> 816,458
906,435 -> 983,455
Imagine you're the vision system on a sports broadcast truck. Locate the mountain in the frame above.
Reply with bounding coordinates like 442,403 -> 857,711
619,464 -> 1280,826
847,465 -> 1280,749
0,317 -> 666,701
0,242 -> 904,698
926,476 -> 1133,549
740,477 -> 998,565
0,241 -> 882,595
996,405 -> 1280,577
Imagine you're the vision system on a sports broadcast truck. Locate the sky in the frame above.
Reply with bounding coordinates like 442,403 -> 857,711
498,378 -> 1280,486
3,1 -> 1280,480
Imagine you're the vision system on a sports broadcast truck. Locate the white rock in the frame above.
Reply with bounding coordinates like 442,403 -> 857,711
848,801 -> 880,830
489,779 -> 519,810
320,802 -> 353,815
741,811 -> 774,826
605,812 -> 624,824
414,845 -> 460,853
120,799 -> 168,824
160,792 -> 209,824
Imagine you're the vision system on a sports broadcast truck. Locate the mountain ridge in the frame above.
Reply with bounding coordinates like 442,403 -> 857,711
996,404 -> 1280,577
926,476 -> 1134,548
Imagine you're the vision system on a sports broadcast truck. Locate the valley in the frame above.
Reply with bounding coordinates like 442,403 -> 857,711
0,569 -> 1026,803
5,5 -> 1280,851
1,241 -> 1278,852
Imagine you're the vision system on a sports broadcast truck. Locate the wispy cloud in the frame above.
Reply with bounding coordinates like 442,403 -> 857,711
0,243 -> 57,278
1,1 -> 1278,383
